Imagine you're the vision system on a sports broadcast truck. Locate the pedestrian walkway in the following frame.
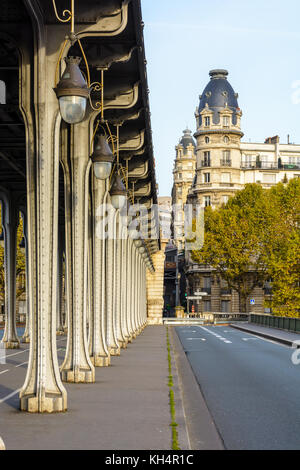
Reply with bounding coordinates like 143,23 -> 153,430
0,326 -> 176,450
231,322 -> 300,347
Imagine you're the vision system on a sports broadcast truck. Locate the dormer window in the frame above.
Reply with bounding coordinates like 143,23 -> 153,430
223,116 -> 230,127
204,117 -> 210,127
0,80 -> 6,104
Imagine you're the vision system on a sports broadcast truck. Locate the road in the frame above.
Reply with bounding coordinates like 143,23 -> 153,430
0,327 -> 67,409
176,325 -> 300,450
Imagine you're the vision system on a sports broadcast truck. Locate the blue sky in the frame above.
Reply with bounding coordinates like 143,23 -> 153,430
141,0 -> 300,196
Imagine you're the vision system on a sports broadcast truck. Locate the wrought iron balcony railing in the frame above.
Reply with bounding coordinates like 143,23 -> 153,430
220,159 -> 232,167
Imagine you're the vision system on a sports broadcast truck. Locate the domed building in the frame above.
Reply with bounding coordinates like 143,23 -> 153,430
184,69 -> 300,315
171,128 -> 196,251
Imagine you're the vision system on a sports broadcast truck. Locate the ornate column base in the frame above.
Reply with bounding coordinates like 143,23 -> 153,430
90,355 -> 111,367
61,368 -> 95,384
3,340 -> 20,349
21,335 -> 30,344
109,346 -> 121,356
118,340 -> 127,349
0,436 -> 5,450
20,393 -> 67,413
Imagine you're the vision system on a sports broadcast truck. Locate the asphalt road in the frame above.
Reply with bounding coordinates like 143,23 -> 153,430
176,325 -> 300,450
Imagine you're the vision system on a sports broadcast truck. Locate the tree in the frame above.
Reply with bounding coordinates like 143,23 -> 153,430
0,207 -> 26,307
264,179 -> 300,316
192,184 -> 272,312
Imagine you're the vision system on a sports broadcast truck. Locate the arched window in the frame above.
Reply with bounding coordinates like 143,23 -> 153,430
0,80 -> 6,104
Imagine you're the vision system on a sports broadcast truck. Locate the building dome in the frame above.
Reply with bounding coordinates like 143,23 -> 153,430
199,70 -> 239,125
179,128 -> 196,150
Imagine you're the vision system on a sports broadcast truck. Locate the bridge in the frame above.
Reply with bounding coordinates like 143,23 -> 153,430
0,0 -> 162,416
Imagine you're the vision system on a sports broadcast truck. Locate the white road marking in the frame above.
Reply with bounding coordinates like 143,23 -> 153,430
0,369 -> 9,375
242,338 -> 258,342
0,388 -> 20,404
199,326 -> 232,344
5,349 -> 29,359
15,361 -> 28,368
187,338 -> 206,341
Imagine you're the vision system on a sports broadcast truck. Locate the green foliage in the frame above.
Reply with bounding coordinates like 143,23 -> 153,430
264,179 -> 300,316
192,180 -> 300,315
0,206 -> 26,304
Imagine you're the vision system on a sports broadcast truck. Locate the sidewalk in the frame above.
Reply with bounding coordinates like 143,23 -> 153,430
0,326 -> 187,450
231,322 -> 300,347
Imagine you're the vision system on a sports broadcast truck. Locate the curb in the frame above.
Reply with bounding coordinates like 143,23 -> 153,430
169,327 -> 224,450
231,324 -> 297,347
167,327 -> 190,450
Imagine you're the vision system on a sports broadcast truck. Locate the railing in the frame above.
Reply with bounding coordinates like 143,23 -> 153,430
163,312 -> 249,325
241,162 -> 278,169
221,288 -> 232,295
220,159 -> 232,167
201,160 -> 211,167
281,164 -> 300,170
250,314 -> 300,333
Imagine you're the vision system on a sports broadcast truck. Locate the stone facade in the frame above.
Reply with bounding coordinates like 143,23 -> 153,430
171,129 -> 196,251
146,241 -> 168,325
185,70 -> 300,314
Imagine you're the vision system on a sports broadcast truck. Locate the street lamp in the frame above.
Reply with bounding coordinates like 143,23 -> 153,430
54,57 -> 89,124
110,174 -> 127,210
91,134 -> 114,180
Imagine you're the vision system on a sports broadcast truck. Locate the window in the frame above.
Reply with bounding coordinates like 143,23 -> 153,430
204,277 -> 211,288
222,195 -> 229,205
223,150 -> 231,162
223,116 -> 230,127
263,173 -> 276,184
204,173 -> 211,183
203,151 -> 211,166
224,136 -> 229,144
205,136 -> 210,144
204,117 -> 210,127
0,80 -> 6,104
204,196 -> 211,207
221,301 -> 230,313
203,300 -> 211,312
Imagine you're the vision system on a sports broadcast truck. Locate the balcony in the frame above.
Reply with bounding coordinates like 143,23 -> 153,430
281,164 -> 300,170
220,159 -> 232,167
201,160 -> 211,168
221,288 -> 232,295
241,162 -> 278,170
